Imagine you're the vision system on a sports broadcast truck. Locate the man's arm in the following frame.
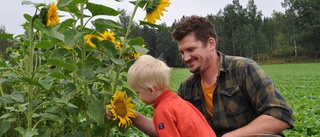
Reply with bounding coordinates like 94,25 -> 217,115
222,114 -> 291,137
132,112 -> 157,137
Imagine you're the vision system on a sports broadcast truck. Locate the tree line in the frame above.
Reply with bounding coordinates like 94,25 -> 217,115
1,0 -> 319,67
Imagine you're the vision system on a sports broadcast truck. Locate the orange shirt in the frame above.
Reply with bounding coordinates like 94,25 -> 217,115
152,89 -> 216,137
201,79 -> 216,117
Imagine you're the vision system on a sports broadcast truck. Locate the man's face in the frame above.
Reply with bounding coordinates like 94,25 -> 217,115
177,33 -> 212,74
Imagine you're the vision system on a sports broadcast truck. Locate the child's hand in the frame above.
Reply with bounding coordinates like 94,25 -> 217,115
105,106 -> 112,120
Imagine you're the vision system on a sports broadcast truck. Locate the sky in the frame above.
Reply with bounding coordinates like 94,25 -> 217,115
0,0 -> 285,35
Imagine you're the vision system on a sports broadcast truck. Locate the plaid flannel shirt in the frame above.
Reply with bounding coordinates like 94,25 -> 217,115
177,51 -> 294,137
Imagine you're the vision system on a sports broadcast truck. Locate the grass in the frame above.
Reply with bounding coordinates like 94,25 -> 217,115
170,68 -> 191,92
170,63 -> 320,136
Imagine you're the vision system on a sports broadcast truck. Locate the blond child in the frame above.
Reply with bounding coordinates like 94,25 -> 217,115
127,54 -> 216,137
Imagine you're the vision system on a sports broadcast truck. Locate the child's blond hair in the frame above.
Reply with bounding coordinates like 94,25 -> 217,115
127,54 -> 171,91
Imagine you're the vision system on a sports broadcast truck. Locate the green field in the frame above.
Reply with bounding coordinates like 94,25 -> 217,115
170,63 -> 320,136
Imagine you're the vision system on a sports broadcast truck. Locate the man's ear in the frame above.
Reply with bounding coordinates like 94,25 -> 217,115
208,37 -> 216,51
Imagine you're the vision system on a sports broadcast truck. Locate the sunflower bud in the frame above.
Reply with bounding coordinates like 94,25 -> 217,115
39,2 -> 60,27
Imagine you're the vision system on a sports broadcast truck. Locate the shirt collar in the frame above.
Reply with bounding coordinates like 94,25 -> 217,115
152,89 -> 172,109
217,51 -> 228,72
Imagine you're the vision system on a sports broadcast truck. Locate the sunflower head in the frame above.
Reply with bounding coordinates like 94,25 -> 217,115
65,46 -> 74,50
144,0 -> 171,24
115,41 -> 122,51
40,2 -> 60,27
100,30 -> 116,43
106,91 -> 137,128
84,34 -> 103,49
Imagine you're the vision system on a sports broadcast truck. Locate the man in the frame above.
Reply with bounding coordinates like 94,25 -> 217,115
107,15 -> 294,137
170,15 -> 294,137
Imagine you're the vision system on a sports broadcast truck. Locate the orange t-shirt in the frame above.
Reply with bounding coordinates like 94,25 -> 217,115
201,79 -> 216,117
152,89 -> 216,137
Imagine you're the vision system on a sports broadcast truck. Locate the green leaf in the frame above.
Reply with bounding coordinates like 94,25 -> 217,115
21,0 -> 35,5
2,72 -> 19,77
0,121 -> 12,136
42,27 -> 65,42
130,0 -> 145,9
5,118 -> 16,123
11,91 -> 24,102
0,95 -> 13,103
0,113 -> 12,119
39,80 -> 52,90
76,68 -> 95,83
52,97 -> 66,104
0,61 -> 7,67
49,48 -> 70,59
111,57 -> 125,65
47,59 -> 76,71
65,82 -> 76,90
139,20 -> 171,30
57,0 -> 73,8
0,34 -> 13,40
35,40 -> 53,50
45,106 -> 60,115
40,113 -> 61,122
133,45 -> 149,54
21,77 -> 44,89
66,103 -> 78,109
59,18 -> 74,30
64,30 -> 85,46
14,127 -> 26,137
64,0 -> 82,15
128,37 -> 144,46
25,130 -> 39,137
86,2 -> 121,16
15,127 -> 38,137
49,71 -> 68,79
23,13 -> 32,23
93,18 -> 123,30
87,100 -> 104,122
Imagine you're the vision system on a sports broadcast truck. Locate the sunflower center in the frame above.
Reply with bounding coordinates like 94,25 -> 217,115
114,100 -> 127,117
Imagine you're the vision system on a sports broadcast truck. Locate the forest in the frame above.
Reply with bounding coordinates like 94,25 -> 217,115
125,0 -> 320,67
1,0 -> 320,67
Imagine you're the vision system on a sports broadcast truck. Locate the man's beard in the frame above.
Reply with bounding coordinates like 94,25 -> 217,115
189,65 -> 201,74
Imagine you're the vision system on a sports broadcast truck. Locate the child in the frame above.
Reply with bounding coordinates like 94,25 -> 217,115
127,54 -> 216,137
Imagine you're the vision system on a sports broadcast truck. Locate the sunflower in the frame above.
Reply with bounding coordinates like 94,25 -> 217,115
144,0 -> 171,24
100,30 -> 116,43
46,2 -> 60,27
84,34 -> 103,49
130,44 -> 146,59
65,46 -> 73,50
115,41 -> 122,51
106,91 -> 137,128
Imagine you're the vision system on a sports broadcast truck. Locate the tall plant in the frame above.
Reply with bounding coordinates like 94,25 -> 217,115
0,0 -> 170,136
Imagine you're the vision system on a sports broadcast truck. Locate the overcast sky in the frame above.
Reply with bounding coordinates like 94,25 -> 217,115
0,0 -> 285,35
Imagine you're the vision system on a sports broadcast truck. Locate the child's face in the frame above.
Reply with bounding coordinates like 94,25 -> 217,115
134,88 -> 156,105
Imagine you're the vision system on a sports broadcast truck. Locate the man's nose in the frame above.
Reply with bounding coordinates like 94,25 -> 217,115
182,53 -> 191,62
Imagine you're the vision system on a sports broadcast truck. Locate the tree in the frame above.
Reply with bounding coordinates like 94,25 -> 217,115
283,0 -> 320,58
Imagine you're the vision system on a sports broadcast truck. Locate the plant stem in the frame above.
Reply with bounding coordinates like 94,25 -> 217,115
111,65 -> 120,94
27,15 -> 36,131
125,0 -> 142,39
78,2 -> 92,136
84,83 -> 92,137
